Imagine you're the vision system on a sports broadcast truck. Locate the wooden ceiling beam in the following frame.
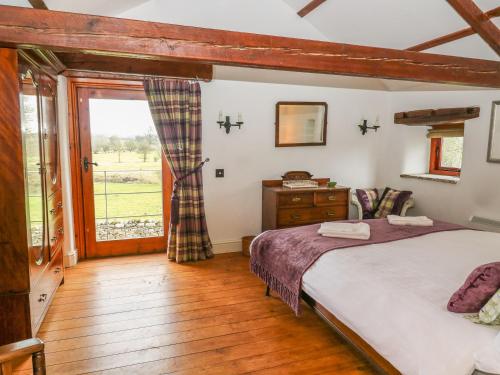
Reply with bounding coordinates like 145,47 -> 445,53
0,6 -> 498,88
27,0 -> 48,10
57,52 -> 213,80
407,6 -> 500,51
446,0 -> 500,55
297,0 -> 327,17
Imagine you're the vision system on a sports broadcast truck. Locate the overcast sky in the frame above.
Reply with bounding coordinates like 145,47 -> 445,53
89,99 -> 155,138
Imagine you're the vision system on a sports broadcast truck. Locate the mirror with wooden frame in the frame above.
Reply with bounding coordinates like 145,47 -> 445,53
275,102 -> 327,147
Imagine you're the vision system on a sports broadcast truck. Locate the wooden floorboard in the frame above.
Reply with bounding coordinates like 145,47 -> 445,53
15,253 -> 377,375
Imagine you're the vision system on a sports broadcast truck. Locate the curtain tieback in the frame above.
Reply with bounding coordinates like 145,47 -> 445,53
170,158 -> 210,225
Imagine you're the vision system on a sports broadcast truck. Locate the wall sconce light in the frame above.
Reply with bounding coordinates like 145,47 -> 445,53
358,116 -> 381,135
217,111 -> 243,134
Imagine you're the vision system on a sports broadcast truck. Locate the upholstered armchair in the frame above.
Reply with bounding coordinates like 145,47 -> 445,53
351,190 -> 415,220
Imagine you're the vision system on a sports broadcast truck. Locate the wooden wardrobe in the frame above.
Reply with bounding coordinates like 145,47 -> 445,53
0,48 -> 64,345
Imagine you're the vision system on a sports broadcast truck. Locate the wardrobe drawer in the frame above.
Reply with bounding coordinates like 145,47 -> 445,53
277,192 -> 314,208
47,188 -> 63,219
314,190 -> 348,206
48,214 -> 64,255
278,206 -> 348,227
30,248 -> 63,333
48,188 -> 64,256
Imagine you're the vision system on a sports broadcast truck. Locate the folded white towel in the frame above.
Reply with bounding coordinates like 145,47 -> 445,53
319,222 -> 366,233
320,232 -> 371,240
387,215 -> 433,227
318,222 -> 371,240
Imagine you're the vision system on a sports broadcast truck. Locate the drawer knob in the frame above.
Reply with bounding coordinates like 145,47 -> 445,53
291,197 -> 302,202
328,195 -> 336,201
292,214 -> 301,220
326,211 -> 336,217
38,293 -> 47,302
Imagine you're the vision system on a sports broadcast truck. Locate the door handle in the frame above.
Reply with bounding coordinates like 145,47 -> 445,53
82,156 -> 98,172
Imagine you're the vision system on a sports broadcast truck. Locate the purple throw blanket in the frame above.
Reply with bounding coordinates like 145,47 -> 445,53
250,219 -> 464,315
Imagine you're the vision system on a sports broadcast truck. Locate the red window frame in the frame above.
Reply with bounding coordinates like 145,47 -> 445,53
429,138 -> 461,177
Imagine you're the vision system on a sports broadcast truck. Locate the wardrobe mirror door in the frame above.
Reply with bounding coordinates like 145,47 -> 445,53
20,69 -> 48,270
40,74 -> 60,196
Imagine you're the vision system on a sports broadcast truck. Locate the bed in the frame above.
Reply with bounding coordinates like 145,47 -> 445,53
252,225 -> 500,375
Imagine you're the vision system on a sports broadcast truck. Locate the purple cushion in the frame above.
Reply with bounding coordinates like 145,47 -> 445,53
392,190 -> 412,215
355,189 -> 379,219
448,262 -> 500,313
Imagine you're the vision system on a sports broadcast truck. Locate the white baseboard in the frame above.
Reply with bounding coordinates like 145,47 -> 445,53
212,240 -> 242,254
63,243 -> 241,263
64,248 -> 79,267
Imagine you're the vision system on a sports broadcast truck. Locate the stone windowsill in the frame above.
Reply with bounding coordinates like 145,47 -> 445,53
400,173 -> 459,184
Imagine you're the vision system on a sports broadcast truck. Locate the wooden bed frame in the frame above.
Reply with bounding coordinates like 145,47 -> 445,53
298,292 -> 488,375
300,292 -> 400,375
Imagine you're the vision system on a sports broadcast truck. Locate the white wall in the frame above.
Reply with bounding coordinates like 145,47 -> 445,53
56,75 -> 500,255
378,90 -> 500,231
200,80 -> 390,250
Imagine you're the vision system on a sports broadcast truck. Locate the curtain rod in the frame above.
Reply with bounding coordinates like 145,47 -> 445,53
63,69 -> 212,82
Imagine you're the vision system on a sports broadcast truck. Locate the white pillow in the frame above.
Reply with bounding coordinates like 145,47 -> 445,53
474,331 -> 500,374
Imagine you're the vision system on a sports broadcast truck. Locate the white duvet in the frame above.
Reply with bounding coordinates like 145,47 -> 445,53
302,229 -> 500,375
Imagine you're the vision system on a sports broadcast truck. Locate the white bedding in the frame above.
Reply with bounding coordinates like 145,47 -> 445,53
302,229 -> 500,375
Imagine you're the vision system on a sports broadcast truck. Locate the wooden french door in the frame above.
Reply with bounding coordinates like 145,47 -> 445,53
76,84 -> 172,258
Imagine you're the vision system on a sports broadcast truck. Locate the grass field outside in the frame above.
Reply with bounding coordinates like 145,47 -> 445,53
92,151 -> 164,240
25,150 -> 166,242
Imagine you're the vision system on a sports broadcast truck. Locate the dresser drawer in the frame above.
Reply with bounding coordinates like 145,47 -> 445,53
317,206 -> 348,221
278,192 -> 314,208
314,190 -> 348,206
30,248 -> 63,333
278,206 -> 348,226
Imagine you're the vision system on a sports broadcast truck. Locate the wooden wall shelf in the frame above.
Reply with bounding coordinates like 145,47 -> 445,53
394,106 -> 480,126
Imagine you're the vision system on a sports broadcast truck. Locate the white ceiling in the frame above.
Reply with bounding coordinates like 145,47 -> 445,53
0,0 -> 30,6
44,0 -> 150,16
0,0 -> 150,15
283,0 -> 500,61
212,65 -> 491,92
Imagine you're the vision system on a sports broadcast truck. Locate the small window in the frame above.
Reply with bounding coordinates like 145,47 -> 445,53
429,136 -> 463,176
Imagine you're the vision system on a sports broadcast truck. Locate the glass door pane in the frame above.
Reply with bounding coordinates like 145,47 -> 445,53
88,99 -> 164,242
20,73 -> 46,265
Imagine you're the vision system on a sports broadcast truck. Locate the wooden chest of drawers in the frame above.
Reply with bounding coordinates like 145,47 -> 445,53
262,180 -> 350,231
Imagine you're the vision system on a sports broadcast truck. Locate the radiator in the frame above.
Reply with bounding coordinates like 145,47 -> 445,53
469,215 -> 500,228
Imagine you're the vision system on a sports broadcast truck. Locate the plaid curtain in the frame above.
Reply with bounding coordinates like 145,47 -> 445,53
143,79 -> 213,263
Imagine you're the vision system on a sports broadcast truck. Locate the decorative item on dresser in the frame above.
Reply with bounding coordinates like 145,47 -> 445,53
0,48 -> 64,346
262,171 -> 350,231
